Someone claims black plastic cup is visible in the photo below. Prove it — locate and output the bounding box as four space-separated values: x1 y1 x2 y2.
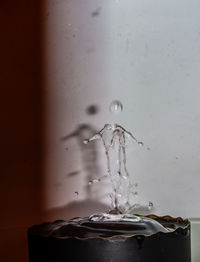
28 215 191 262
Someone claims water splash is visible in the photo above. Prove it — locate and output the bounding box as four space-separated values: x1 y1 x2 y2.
84 123 150 214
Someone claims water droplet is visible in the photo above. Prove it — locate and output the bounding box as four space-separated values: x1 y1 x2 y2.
83 139 89 144
88 178 101 185
138 141 144 146
75 191 79 196
109 100 123 114
148 202 153 210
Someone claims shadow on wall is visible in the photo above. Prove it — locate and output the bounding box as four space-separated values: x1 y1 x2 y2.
0 1 45 261
61 124 100 199
45 124 109 221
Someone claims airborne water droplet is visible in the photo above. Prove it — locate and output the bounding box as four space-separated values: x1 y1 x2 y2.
148 202 153 210
109 100 123 114
83 139 89 144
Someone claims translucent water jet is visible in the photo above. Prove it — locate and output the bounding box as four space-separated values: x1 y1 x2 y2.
84 123 152 216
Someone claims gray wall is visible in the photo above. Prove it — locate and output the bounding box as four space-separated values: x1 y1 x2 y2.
44 0 200 218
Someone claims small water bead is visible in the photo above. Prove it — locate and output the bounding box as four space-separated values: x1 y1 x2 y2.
109 100 123 114
138 141 144 146
74 191 79 196
83 139 89 144
148 202 154 210
88 178 101 185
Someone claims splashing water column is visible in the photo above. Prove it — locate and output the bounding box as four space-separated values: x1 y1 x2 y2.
28 124 191 262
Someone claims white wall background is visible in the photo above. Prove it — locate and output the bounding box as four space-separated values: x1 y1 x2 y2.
44 0 200 219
